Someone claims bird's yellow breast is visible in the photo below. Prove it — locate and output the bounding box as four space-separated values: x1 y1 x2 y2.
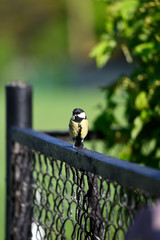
69 119 89 139
69 120 79 138
80 119 89 139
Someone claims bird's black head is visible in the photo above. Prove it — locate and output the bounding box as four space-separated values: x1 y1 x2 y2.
72 108 86 122
73 108 84 115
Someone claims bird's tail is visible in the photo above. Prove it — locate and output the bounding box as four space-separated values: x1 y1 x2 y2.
74 137 84 148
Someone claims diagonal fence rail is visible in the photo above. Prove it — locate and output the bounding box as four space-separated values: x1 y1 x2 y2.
9 126 160 240
6 82 160 240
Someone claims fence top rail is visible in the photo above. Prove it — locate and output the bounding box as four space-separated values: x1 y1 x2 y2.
11 126 160 196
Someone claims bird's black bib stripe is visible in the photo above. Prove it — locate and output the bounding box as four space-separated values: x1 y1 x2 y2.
75 123 83 147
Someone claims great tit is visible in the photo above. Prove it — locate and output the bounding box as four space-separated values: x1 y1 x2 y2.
69 108 89 148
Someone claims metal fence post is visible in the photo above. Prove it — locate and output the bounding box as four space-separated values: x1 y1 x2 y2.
6 81 32 240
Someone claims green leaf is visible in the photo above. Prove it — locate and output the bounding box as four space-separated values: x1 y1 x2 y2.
131 116 143 140
89 41 109 58
141 139 156 156
89 39 116 67
140 109 153 122
133 42 155 58
96 52 111 68
135 91 149 110
115 0 138 19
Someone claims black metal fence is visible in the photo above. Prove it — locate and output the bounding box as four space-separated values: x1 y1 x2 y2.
6 82 160 240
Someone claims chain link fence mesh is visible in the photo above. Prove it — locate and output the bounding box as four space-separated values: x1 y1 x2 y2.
10 142 153 240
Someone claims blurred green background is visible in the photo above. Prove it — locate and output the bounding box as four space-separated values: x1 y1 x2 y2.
0 0 132 238
1 0 159 239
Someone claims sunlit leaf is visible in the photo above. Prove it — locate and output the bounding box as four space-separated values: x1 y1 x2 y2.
90 39 116 67
133 42 155 56
131 116 143 140
135 91 149 110
89 41 109 58
141 139 156 156
116 0 138 19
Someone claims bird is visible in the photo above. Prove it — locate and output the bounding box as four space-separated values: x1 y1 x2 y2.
69 108 89 148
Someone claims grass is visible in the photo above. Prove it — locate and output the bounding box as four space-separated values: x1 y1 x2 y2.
0 83 105 239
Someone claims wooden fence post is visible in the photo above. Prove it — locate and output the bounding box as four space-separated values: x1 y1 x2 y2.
6 81 32 240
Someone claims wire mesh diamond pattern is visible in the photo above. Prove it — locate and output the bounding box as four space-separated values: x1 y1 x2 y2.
11 143 153 240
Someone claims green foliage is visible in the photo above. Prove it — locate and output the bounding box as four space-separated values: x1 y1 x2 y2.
92 0 160 168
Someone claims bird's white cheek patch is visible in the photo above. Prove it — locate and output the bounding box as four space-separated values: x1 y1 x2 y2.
78 112 86 119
